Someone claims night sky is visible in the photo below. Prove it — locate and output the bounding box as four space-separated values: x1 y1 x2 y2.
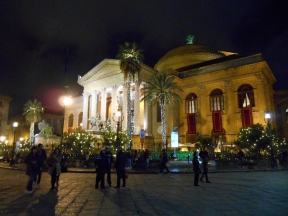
0 0 287 116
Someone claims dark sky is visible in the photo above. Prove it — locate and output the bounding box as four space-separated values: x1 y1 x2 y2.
0 0 287 116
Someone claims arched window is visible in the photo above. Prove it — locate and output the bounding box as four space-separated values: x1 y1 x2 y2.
185 93 198 114
210 89 224 111
238 84 255 108
68 114 74 127
78 112 83 127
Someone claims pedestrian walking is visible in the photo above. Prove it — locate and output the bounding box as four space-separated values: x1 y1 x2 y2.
126 151 132 169
199 150 211 183
94 148 107 189
159 149 170 175
47 148 62 191
237 149 244 166
105 146 113 187
192 151 201 186
25 146 39 193
34 143 47 186
84 152 89 168
114 147 127 188
187 154 190 163
144 149 150 168
270 148 277 168
281 150 287 166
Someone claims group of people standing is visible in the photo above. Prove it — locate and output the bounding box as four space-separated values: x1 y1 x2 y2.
94 146 127 189
192 149 211 186
25 144 63 193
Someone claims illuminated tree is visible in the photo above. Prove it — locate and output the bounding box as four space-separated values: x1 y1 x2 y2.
141 72 182 151
197 135 213 149
18 139 31 156
23 99 44 146
59 129 101 159
117 42 143 149
101 124 130 152
234 123 286 159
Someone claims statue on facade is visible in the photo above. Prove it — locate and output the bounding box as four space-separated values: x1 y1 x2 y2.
186 35 195 44
38 120 53 136
88 113 102 130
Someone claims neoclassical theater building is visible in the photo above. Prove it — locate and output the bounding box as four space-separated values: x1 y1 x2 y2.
64 38 277 150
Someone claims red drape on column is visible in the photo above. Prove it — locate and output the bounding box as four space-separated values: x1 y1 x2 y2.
212 111 223 133
187 113 196 134
241 107 253 127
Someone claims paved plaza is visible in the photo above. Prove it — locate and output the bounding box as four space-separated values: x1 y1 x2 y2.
0 167 287 216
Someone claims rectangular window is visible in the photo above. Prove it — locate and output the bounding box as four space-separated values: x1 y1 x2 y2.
187 114 196 134
210 96 224 111
241 107 253 127
212 111 223 133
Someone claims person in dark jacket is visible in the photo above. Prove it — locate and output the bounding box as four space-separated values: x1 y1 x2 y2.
192 151 201 186
34 143 47 186
199 150 211 183
114 147 127 188
25 146 39 193
159 149 170 175
94 148 107 189
105 146 113 187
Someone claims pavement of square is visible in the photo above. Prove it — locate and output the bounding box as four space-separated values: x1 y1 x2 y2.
0 169 287 216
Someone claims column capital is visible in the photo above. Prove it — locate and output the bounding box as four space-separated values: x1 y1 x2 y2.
82 92 91 97
112 85 118 91
224 80 232 87
101 88 106 93
255 74 265 82
92 90 99 95
198 85 205 92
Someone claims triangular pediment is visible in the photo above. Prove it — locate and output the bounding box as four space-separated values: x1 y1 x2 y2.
78 59 121 86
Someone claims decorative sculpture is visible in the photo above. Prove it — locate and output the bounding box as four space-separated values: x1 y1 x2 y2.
186 35 195 45
38 120 53 136
88 114 104 130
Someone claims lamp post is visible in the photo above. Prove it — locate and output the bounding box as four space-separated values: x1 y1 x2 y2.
60 95 72 144
264 110 274 167
112 109 124 149
10 122 18 167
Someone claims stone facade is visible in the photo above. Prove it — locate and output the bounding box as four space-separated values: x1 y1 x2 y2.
64 44 281 151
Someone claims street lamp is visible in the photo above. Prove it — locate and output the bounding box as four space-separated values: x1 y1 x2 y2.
264 110 274 167
60 95 72 144
112 109 124 149
10 122 18 167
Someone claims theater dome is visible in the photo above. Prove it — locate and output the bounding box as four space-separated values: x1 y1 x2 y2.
154 44 225 71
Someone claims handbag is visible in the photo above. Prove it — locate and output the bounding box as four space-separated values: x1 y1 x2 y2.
125 170 129 178
46 156 54 167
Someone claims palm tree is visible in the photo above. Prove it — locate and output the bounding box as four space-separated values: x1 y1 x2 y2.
141 72 183 151
116 42 144 149
23 99 44 146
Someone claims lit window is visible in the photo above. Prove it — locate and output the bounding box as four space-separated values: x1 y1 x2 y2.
185 93 198 114
237 84 255 108
210 89 224 111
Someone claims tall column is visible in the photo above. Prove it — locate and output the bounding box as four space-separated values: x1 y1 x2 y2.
143 84 152 135
101 88 107 121
255 74 266 125
111 85 118 128
91 90 98 118
134 82 140 134
198 85 206 135
82 92 90 130
224 80 235 135
122 85 128 131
